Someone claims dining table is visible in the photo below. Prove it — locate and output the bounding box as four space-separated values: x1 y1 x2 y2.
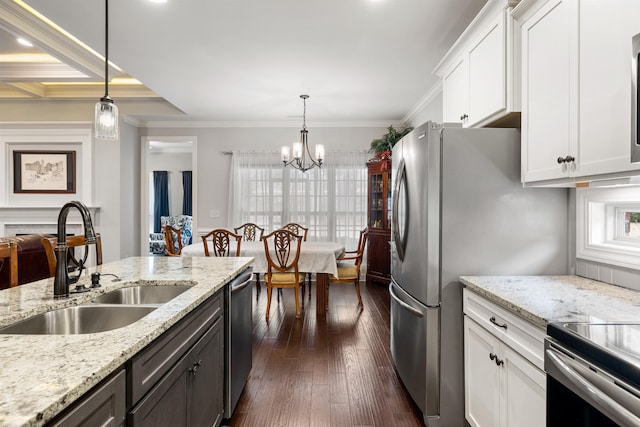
181 240 345 314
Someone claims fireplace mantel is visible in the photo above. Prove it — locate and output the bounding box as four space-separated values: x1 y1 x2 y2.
0 205 101 236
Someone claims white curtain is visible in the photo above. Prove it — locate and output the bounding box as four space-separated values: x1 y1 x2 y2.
228 150 369 250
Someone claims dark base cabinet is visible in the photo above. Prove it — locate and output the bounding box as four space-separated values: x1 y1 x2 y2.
128 290 224 427
366 228 391 285
49 369 126 427
128 317 224 427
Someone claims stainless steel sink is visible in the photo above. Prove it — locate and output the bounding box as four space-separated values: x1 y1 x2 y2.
91 285 191 305
0 305 157 335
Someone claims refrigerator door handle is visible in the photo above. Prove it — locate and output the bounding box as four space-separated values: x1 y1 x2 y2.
392 158 407 261
389 282 423 318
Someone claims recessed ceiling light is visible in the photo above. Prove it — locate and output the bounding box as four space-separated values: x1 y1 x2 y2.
16 37 33 47
149 0 167 3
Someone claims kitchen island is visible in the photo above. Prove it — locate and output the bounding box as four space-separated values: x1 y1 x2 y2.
0 256 253 427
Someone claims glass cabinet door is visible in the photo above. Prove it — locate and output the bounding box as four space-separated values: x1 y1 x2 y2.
370 173 383 229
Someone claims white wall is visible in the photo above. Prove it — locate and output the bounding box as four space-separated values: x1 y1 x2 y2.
119 121 140 259
141 126 385 233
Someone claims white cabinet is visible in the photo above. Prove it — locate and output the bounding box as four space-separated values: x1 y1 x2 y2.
515 0 640 184
442 58 468 124
435 0 520 128
463 289 546 427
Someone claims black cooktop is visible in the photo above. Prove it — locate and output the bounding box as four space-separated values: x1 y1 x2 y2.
547 322 640 390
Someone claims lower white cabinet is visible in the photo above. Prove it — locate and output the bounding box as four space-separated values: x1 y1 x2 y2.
463 290 546 427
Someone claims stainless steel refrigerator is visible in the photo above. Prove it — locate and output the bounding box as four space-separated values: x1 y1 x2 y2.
389 122 568 426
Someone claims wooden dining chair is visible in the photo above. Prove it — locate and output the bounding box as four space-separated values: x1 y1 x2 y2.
163 225 183 256
41 234 103 278
0 242 18 288
282 223 308 241
263 229 305 319
233 223 265 289
327 228 369 308
201 229 242 257
234 223 265 242
282 223 311 288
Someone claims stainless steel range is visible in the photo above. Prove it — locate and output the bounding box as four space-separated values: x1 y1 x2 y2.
546 322 640 426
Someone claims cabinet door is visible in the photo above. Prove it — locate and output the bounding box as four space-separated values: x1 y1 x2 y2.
468 12 506 127
129 322 224 427
520 0 578 182
501 345 546 427
188 317 224 427
464 317 500 427
128 357 190 427
577 0 640 177
443 57 469 125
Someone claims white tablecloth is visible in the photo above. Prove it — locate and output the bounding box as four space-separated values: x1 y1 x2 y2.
181 240 345 276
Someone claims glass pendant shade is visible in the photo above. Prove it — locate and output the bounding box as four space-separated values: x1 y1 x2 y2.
94 0 118 141
95 97 119 140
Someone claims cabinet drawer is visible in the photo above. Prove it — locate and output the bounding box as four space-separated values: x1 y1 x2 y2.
130 290 223 404
463 288 545 370
50 368 125 427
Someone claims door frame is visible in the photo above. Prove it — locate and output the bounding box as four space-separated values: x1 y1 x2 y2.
140 136 198 255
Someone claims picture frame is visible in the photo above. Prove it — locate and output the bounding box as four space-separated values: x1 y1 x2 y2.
13 150 76 194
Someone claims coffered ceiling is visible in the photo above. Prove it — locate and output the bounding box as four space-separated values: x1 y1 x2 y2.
0 0 488 125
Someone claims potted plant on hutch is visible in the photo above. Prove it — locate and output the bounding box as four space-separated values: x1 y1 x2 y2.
366 125 412 286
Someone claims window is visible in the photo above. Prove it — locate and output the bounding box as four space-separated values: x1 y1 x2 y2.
577 187 640 270
229 151 368 249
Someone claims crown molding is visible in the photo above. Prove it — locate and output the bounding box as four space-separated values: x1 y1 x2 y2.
0 1 118 80
0 62 90 81
402 80 443 125
138 119 402 129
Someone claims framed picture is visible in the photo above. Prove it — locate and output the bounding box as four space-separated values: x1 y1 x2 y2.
13 150 76 194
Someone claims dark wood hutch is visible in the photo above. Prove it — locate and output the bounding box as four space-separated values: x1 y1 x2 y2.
366 158 391 285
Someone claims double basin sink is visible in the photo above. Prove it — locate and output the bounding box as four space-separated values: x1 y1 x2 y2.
0 285 191 335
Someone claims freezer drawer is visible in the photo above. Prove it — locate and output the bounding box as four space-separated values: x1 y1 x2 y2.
389 279 440 420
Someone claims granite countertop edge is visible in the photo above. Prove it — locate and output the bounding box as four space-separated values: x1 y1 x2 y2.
0 256 253 427
460 275 640 330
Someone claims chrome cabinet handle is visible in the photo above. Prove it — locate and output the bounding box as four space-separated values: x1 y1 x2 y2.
489 316 507 329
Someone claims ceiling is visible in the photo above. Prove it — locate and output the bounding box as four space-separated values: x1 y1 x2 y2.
0 0 488 125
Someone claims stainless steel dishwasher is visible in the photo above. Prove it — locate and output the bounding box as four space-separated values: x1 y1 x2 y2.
224 267 253 420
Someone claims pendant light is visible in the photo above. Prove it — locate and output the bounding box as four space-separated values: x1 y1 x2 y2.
281 95 325 173
94 0 119 140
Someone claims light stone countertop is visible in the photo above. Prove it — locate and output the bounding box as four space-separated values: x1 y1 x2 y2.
0 256 253 427
460 275 640 329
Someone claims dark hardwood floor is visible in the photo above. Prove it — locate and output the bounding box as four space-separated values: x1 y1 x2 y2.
229 280 425 427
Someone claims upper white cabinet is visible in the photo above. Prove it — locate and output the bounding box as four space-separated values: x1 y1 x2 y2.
435 0 521 128
515 0 640 184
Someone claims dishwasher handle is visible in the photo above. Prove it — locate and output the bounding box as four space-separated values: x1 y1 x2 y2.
546 348 640 426
230 268 253 293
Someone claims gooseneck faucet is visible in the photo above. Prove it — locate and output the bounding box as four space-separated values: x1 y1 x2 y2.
53 201 97 299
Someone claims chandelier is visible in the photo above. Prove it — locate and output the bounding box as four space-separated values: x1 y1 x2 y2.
94 0 119 140
281 95 325 172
